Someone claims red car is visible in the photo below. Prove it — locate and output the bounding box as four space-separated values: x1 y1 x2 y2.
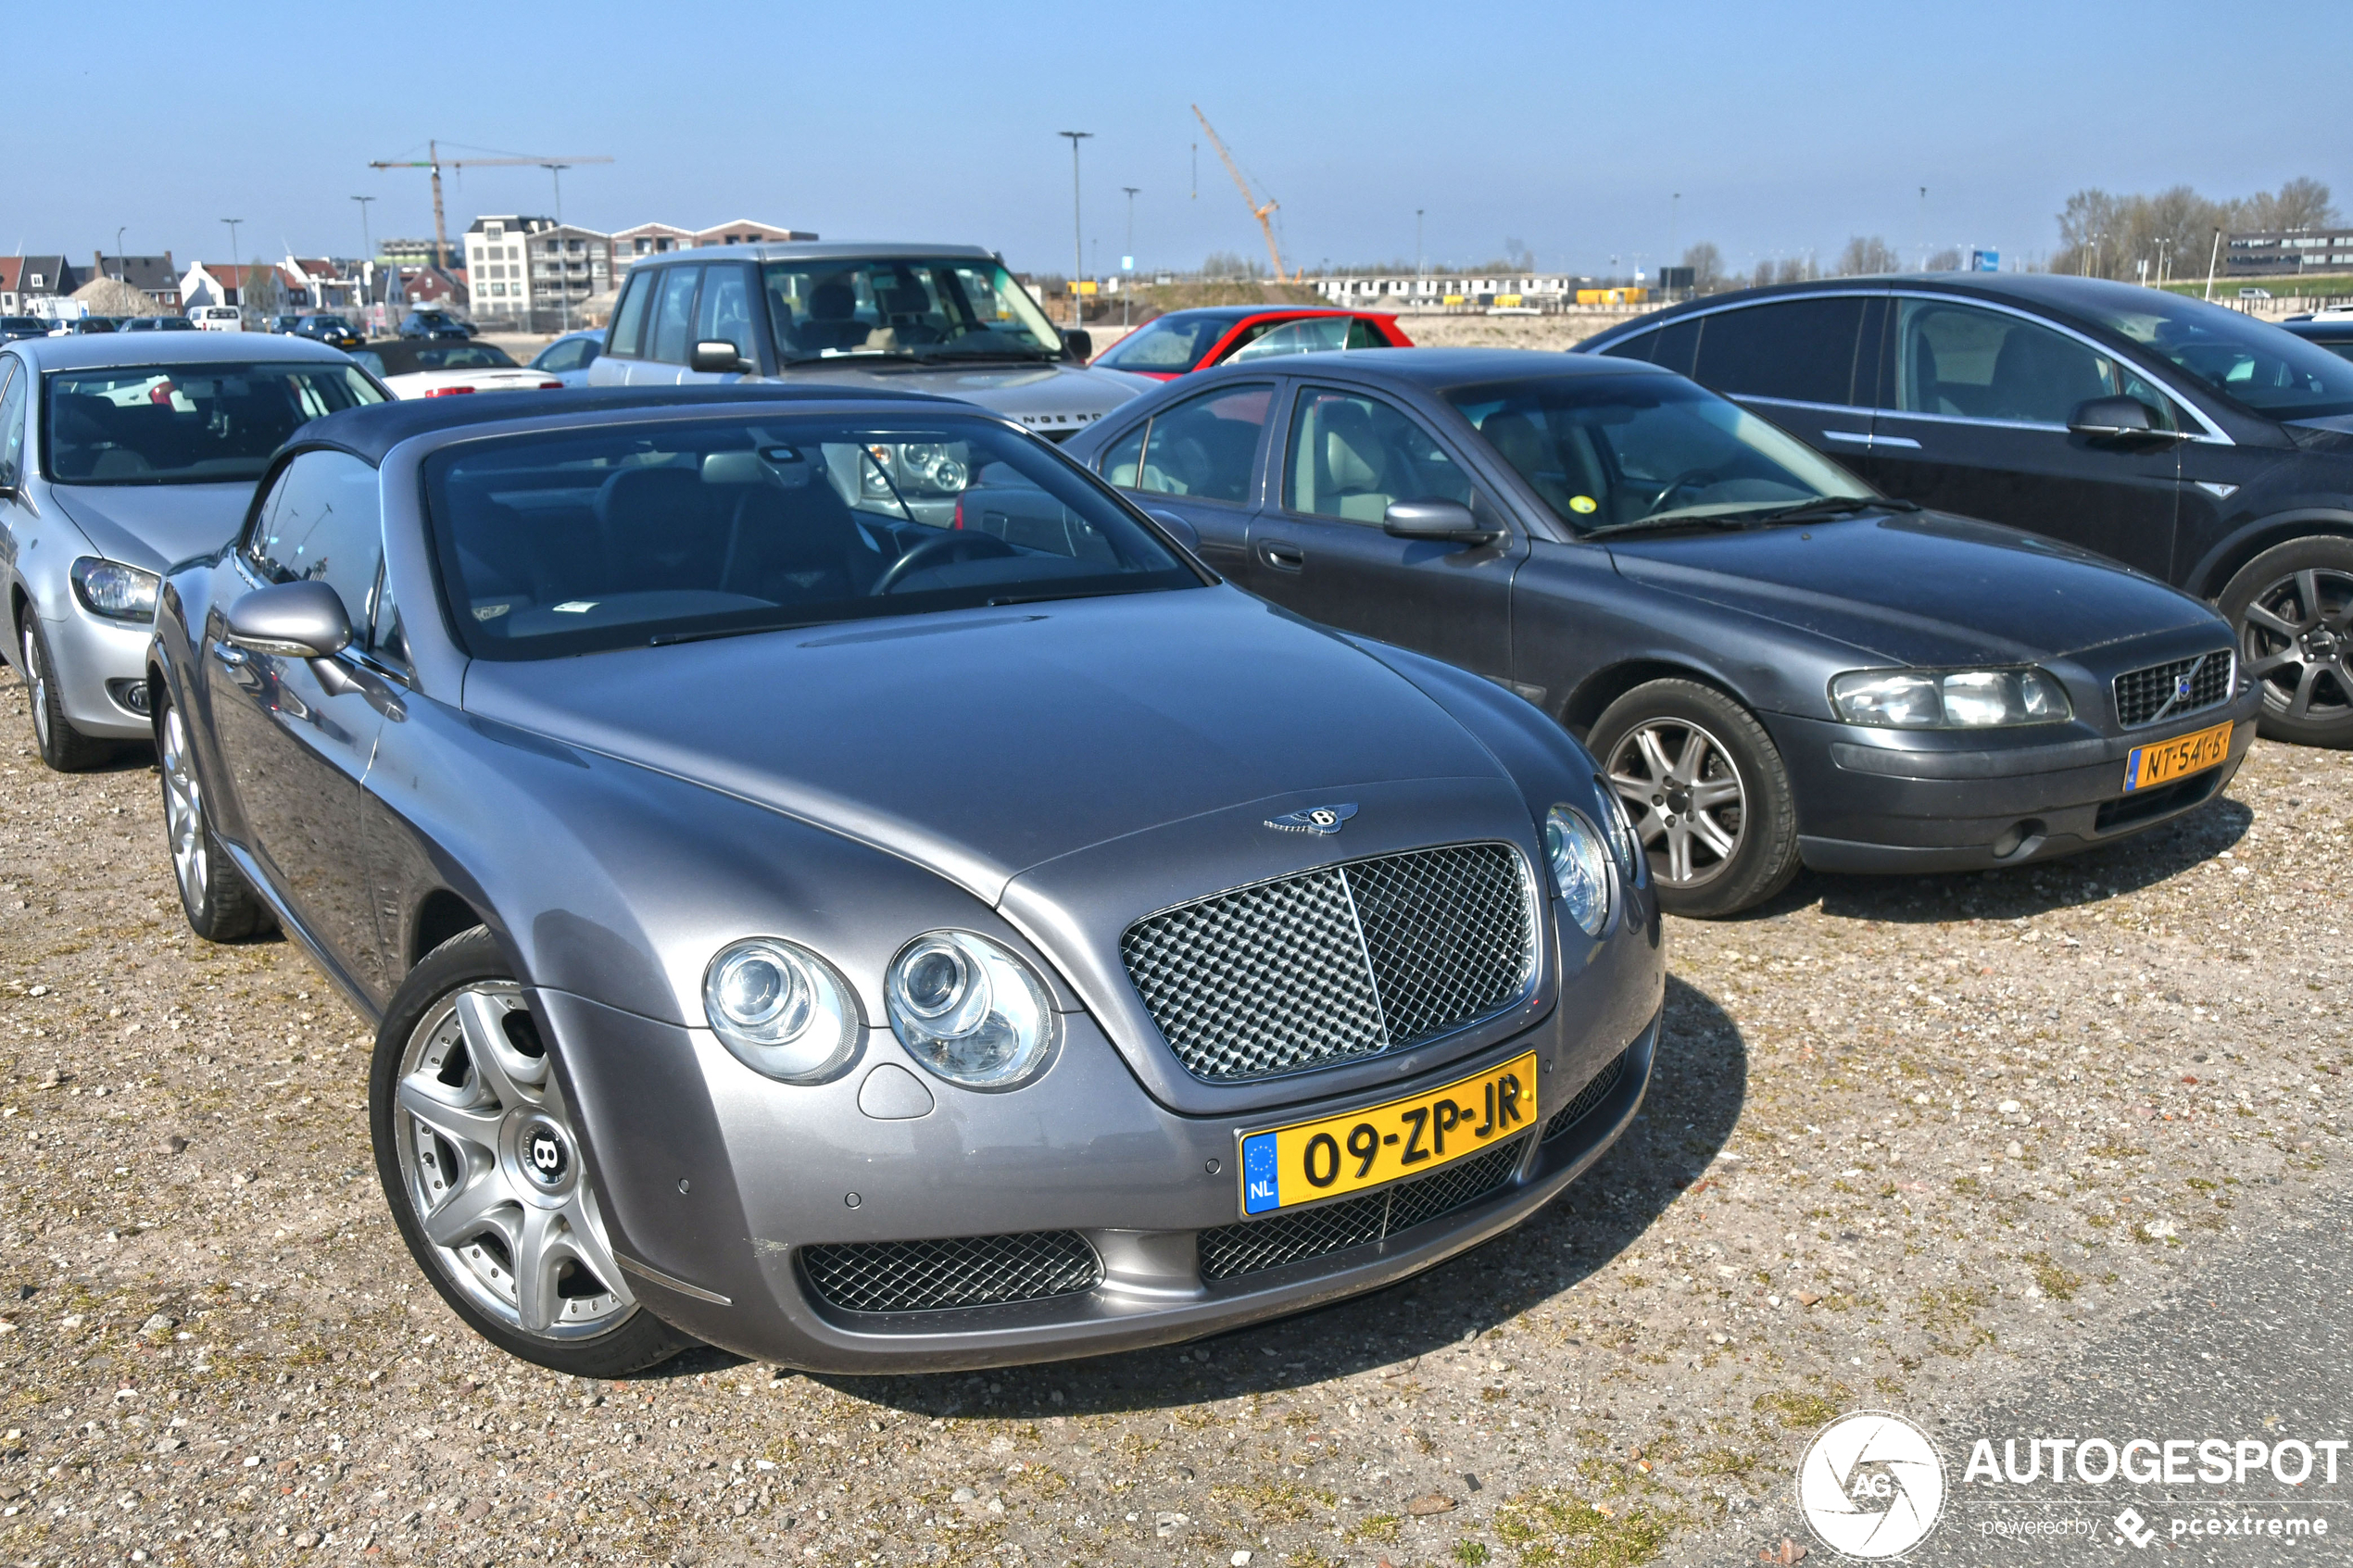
1091 306 1412 381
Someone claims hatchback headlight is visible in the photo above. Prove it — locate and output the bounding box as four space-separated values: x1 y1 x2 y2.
887 931 1057 1089
1543 805 1613 937
1830 668 2070 729
703 938 861 1083
70 558 160 622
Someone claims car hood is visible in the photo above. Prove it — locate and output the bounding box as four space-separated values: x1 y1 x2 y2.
459 587 1505 905
46 482 256 571
1603 509 2217 665
772 359 1151 439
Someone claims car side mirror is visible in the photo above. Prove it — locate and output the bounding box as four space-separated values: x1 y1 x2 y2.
1062 328 1093 362
1382 497 1498 544
2069 395 2175 442
222 581 351 659
1142 508 1201 554
689 339 749 374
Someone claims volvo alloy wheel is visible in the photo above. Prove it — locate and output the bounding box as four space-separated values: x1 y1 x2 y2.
2240 563 2353 727
1604 717 1748 886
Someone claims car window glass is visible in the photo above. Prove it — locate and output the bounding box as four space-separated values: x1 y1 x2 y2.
694 266 756 358
242 450 384 641
608 272 652 358
1287 387 1471 522
1097 314 1227 371
648 267 702 364
0 361 26 488
535 339 586 373
1127 383 1274 503
44 363 385 484
1888 300 2169 428
1228 318 1353 364
1101 421 1147 487
761 258 1063 362
1599 319 1699 377
372 570 409 670
2073 291 2353 420
1449 376 1869 531
1692 297 1866 406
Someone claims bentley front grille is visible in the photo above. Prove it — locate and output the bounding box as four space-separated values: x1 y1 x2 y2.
1541 1048 1629 1143
1121 844 1537 1083
2114 649 2234 729
1196 1136 1529 1282
799 1230 1101 1314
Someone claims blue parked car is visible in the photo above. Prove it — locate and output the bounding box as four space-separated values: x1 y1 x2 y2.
529 329 603 387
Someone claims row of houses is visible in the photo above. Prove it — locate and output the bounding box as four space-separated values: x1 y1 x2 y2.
0 216 812 328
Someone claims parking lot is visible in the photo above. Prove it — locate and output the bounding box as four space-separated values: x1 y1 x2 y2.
0 660 2341 1567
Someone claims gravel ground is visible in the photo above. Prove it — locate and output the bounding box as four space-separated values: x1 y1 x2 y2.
0 662 2342 1568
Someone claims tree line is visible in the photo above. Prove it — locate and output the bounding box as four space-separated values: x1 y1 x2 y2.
2050 178 2337 282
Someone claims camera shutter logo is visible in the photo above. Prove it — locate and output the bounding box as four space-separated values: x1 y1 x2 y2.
1796 1411 1946 1560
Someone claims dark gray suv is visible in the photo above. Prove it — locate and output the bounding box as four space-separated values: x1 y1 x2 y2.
588 243 1150 441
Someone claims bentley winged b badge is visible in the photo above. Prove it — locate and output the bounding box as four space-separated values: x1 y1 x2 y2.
1264 802 1358 836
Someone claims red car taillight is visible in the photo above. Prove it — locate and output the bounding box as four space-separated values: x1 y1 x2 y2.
537 380 563 390
422 385 477 397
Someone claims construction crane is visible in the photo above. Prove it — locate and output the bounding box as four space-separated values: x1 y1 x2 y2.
366 141 613 270
1190 106 1293 282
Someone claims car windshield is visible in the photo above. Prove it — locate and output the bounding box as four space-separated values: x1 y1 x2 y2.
2073 293 2353 420
1447 375 1874 533
422 413 1202 659
354 343 518 377
44 362 387 485
1227 316 1384 364
1096 314 1237 372
761 258 1063 363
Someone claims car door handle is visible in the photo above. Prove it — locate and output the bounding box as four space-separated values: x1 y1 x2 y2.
1258 540 1305 571
1820 429 1871 445
208 639 247 669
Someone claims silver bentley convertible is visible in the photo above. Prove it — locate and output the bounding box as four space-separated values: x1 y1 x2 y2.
147 385 1664 1375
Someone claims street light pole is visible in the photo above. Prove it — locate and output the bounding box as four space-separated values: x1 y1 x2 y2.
2205 225 2223 302
352 196 375 330
543 163 572 333
1058 131 1091 326
114 227 125 282
1121 186 1139 328
221 219 243 319
1416 208 1424 295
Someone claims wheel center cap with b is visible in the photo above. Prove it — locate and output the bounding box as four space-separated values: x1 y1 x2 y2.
517 1119 570 1189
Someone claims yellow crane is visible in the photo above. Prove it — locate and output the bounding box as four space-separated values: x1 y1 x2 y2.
1190 106 1293 282
367 141 613 270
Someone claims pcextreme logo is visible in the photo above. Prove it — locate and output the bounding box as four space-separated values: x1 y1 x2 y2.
1797 1411 1947 1560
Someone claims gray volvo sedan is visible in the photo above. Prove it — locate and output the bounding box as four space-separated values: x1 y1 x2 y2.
147 386 1662 1375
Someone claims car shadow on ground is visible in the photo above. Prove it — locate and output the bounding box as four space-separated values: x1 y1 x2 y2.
776 975 1748 1417
1737 792 2253 928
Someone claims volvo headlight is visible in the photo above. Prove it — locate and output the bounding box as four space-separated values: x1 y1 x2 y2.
1830 668 2070 729
702 938 861 1083
1593 780 1646 888
70 558 160 622
887 931 1057 1089
1543 805 1613 937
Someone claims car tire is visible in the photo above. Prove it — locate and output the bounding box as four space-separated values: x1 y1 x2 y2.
1589 678 1800 919
371 928 698 1378
20 619 115 772
156 689 273 943
2218 536 2353 748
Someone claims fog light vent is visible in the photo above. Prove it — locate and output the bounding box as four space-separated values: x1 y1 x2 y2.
105 679 151 716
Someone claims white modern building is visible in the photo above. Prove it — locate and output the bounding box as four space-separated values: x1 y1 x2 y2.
467 216 614 329
1307 273 1592 307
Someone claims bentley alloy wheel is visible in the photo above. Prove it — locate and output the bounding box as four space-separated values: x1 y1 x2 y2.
1587 677 1801 918
392 981 636 1342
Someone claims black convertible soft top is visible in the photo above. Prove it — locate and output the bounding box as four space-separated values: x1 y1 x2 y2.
288 383 974 465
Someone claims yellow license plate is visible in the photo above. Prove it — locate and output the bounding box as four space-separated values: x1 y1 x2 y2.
2124 719 2233 792
1239 1052 1538 1216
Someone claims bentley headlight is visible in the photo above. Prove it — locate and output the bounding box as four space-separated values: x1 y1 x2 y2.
703 938 861 1083
887 931 1057 1089
1544 805 1613 937
1830 668 2070 729
70 558 160 622
1593 780 1646 888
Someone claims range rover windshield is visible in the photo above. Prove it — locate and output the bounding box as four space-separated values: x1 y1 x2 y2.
424 413 1202 659
762 258 1065 364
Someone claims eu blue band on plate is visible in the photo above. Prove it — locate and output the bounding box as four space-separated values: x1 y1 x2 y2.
2123 746 2144 790
1241 1133 1280 1214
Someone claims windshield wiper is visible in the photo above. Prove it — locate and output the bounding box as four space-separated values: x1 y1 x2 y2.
1746 495 1919 523
984 586 1134 608
777 349 919 366
648 617 828 647
1583 495 1915 538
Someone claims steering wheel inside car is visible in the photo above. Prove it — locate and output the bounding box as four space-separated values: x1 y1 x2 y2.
1642 468 1721 515
870 531 1020 595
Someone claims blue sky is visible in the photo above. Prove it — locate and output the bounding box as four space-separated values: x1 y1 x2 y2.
23 0 2344 280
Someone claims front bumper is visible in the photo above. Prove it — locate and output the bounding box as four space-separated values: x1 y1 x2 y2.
1771 682 2261 875
36 604 156 740
539 925 1659 1374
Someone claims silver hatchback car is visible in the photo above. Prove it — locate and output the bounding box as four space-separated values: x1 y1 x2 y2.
0 332 385 768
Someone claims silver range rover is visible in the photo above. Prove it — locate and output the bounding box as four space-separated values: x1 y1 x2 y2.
585 243 1151 445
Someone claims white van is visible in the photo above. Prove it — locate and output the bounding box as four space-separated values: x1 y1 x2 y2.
190 306 244 332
